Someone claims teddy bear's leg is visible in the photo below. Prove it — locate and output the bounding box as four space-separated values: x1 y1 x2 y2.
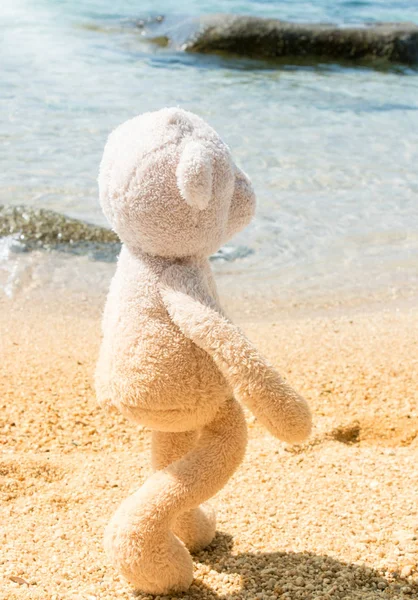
151 430 217 552
151 430 198 470
104 398 247 595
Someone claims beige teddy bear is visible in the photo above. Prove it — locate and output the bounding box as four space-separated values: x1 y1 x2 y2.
95 107 312 595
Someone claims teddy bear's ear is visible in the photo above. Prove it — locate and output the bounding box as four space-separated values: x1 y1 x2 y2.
176 141 212 210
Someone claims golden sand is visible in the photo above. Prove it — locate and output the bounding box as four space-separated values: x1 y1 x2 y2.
1 292 417 599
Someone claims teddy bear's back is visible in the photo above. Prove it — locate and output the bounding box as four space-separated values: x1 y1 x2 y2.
95 247 231 432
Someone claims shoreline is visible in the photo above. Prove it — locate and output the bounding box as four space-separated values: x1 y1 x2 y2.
2 204 418 320
2 239 418 324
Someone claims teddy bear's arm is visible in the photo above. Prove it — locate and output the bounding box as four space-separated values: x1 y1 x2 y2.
159 265 312 444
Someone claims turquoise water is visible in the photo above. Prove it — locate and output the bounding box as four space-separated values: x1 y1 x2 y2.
1 1 418 304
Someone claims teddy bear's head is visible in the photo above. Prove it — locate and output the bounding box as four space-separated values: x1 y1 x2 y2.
99 108 255 258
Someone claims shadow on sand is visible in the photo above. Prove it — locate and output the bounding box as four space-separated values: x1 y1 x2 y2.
146 532 418 599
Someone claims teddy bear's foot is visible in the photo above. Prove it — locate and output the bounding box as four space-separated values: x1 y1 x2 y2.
173 503 216 552
129 540 193 595
104 514 193 595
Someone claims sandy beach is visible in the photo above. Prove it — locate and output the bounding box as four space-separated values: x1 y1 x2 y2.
1 0 418 597
1 286 417 600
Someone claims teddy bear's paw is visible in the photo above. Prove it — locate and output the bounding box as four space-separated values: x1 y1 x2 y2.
173 504 217 553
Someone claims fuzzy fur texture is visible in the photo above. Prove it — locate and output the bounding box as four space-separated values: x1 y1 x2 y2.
96 107 312 594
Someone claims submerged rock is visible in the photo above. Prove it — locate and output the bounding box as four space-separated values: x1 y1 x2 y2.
0 205 121 261
0 205 119 246
183 15 418 65
0 205 252 263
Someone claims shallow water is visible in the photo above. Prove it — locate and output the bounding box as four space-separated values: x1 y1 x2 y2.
1 0 418 305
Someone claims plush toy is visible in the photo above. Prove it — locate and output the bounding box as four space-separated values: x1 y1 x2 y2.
95 107 312 595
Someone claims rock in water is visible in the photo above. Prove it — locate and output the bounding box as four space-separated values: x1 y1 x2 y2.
0 205 119 246
0 205 121 261
184 15 418 65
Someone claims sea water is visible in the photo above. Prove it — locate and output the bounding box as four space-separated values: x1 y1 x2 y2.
1 0 418 309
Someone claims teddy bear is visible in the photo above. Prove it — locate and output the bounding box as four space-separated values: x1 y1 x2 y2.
95 107 312 595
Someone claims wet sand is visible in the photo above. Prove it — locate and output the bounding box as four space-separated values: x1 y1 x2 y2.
1 289 417 599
